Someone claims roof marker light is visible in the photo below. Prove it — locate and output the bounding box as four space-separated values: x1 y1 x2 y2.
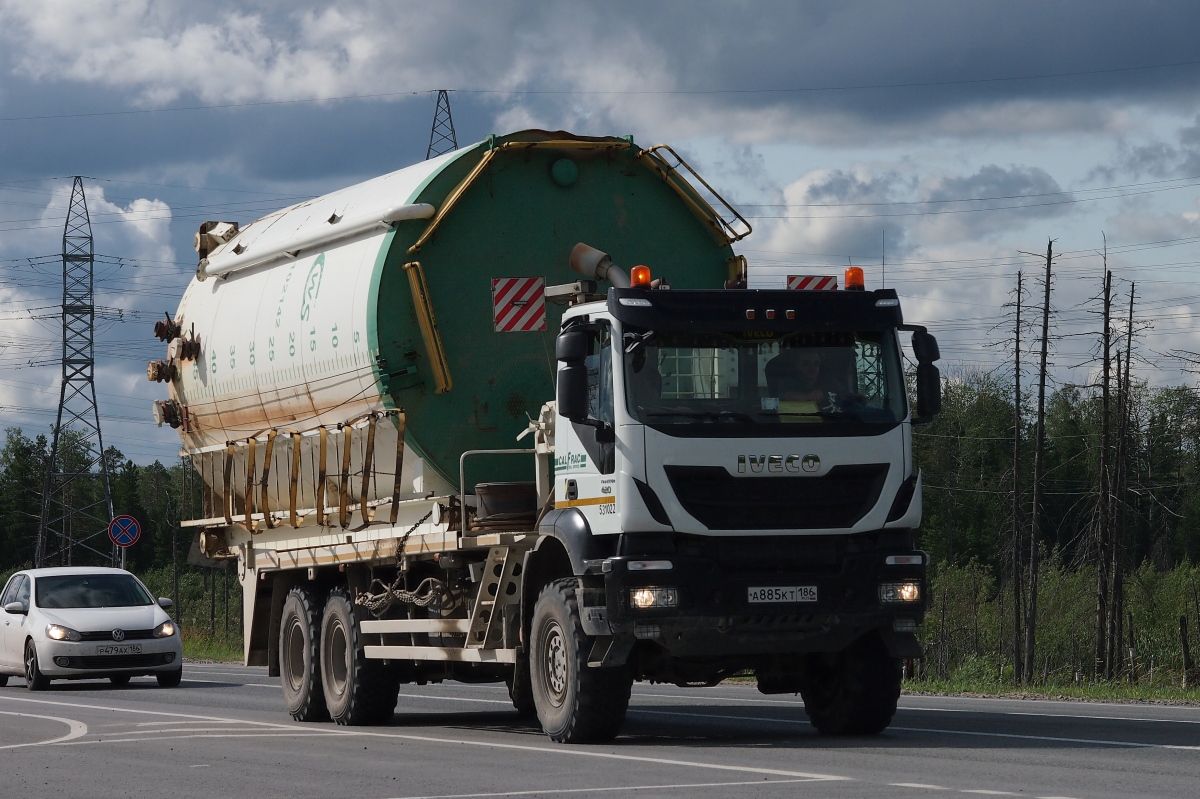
765 309 776 319
845 266 865 291
786 310 796 320
876 298 900 308
630 265 652 288
745 309 756 320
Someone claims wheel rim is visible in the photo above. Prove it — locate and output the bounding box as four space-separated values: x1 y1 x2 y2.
539 620 568 708
284 616 306 693
25 643 36 684
326 618 349 699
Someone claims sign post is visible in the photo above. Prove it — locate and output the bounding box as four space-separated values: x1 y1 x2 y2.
108 515 141 570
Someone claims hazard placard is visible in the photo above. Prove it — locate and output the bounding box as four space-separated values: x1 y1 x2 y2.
787 275 838 290
491 277 547 332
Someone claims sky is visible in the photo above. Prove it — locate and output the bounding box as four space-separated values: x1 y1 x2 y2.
1 0 1200 464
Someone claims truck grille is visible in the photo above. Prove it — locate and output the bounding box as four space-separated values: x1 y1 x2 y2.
663 464 888 530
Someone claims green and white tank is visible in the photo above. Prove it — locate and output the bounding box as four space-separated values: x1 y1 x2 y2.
167 130 740 497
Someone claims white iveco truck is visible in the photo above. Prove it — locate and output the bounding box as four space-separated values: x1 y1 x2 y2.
155 130 940 743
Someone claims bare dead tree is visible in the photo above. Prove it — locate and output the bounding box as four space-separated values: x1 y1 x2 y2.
1024 240 1055 683
1012 270 1025 683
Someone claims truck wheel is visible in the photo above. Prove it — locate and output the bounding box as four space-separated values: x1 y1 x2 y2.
506 654 536 718
280 585 329 722
529 578 631 743
800 632 901 735
320 587 400 726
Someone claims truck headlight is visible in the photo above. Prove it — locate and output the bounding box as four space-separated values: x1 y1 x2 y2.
878 582 921 604
629 587 678 609
46 624 81 641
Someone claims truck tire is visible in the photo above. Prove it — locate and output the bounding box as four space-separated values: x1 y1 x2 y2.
280 585 329 722
506 654 537 718
320 588 400 726
800 632 901 735
529 578 631 743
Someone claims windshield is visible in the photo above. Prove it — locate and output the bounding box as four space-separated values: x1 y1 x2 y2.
35 574 154 609
624 329 905 426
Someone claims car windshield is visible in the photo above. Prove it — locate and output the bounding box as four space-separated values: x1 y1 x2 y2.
624 329 906 425
35 574 154 609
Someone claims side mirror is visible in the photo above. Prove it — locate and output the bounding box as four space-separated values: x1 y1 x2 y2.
556 329 589 361
557 362 590 422
912 330 940 363
915 362 942 421
158 597 174 610
4 600 27 615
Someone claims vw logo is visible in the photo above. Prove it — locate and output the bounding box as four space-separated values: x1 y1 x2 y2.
801 455 821 473
111 629 126 642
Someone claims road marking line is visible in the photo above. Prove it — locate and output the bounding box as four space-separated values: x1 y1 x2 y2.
0 710 89 749
890 784 947 790
628 707 1200 752
380 779 824 799
0 695 849 781
960 792 1019 796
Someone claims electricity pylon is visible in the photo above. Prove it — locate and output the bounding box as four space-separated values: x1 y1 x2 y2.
35 177 117 567
426 90 458 159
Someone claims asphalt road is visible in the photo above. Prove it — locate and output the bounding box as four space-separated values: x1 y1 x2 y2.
2 663 1199 799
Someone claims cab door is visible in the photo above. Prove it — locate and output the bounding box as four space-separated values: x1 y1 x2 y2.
556 323 622 534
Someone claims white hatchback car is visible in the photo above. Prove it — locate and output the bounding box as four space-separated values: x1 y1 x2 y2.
0 567 183 689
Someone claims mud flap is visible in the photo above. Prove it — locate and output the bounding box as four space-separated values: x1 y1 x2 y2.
587 635 634 668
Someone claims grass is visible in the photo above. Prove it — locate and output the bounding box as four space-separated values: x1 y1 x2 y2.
904 674 1200 704
181 630 242 662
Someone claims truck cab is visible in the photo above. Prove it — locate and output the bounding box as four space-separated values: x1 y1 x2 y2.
540 271 940 732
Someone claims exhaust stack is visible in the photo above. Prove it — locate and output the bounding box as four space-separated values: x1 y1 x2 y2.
569 243 630 288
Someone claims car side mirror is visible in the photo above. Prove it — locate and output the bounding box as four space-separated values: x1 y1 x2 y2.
158 597 174 610
4 600 27 615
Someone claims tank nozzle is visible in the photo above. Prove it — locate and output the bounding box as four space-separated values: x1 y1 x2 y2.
569 243 629 288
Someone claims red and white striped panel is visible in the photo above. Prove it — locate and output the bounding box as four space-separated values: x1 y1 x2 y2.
491 277 547 332
787 275 838 290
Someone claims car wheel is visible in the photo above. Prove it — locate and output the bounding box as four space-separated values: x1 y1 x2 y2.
0 674 8 687
109 675 132 687
157 667 183 688
24 640 50 691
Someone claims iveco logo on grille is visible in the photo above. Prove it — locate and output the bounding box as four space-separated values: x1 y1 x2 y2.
111 629 126 642
737 455 821 474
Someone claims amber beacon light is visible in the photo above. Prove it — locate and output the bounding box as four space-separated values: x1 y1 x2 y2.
844 266 865 291
630 265 652 288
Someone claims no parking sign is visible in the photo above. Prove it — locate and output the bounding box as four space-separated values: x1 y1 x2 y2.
108 515 141 548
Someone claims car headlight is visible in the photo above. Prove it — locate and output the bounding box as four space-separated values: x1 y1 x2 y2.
46 624 81 642
629 587 678 609
878 581 922 604
153 621 176 638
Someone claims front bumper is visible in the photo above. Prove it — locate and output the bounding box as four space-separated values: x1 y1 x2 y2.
36 637 182 677
588 548 926 658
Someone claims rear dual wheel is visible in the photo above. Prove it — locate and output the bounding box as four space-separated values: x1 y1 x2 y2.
320 588 400 726
280 586 329 722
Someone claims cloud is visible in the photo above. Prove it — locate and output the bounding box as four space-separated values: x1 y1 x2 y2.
914 164 1072 244
4 0 1200 147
